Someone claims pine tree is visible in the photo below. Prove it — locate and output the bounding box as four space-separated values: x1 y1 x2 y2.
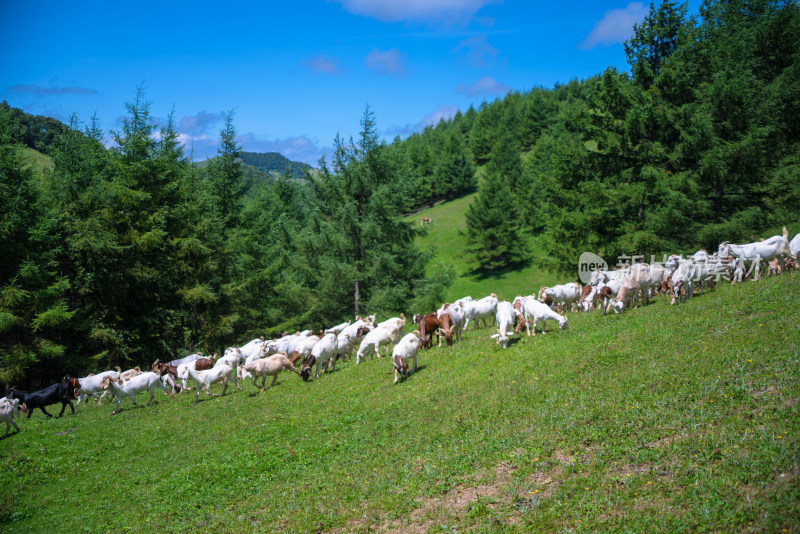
207 111 248 232
624 1 688 88
306 106 428 321
465 170 529 272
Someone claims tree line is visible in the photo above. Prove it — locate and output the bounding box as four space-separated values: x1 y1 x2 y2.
389 0 800 272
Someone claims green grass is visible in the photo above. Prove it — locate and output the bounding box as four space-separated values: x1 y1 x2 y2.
15 146 53 177
405 195 561 302
2 274 798 533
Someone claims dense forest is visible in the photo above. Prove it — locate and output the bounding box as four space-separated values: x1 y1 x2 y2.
1 0 799 387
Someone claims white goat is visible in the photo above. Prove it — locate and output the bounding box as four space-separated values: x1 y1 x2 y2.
240 353 300 392
611 264 652 313
462 294 498 329
522 296 568 336
392 331 421 384
75 370 119 406
325 321 350 335
334 320 372 361
0 398 22 438
356 318 405 363
790 232 800 257
578 285 598 312
100 372 173 415
720 227 792 280
301 333 348 380
538 283 582 313
188 362 235 404
596 279 623 315
176 354 217 392
490 301 516 349
213 349 245 391
437 303 466 343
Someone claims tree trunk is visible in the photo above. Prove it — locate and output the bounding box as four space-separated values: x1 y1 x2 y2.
354 279 360 315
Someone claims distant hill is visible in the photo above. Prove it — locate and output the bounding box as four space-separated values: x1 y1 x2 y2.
240 151 309 181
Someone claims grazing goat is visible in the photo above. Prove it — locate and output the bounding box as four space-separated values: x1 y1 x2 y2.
393 331 421 384
100 372 172 414
768 258 782 276
437 312 456 346
187 362 234 404
438 302 465 343
301 333 349 381
9 378 80 419
577 284 599 312
490 301 516 349
0 398 22 438
241 353 300 392
521 296 568 336
418 313 442 349
611 264 652 313
597 279 624 315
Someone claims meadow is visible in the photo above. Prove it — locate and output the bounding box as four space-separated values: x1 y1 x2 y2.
405 194 562 302
1 271 797 533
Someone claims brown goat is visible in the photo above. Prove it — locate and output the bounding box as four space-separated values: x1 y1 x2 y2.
418 313 441 350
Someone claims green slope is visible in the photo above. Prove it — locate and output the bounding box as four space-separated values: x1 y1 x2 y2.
1 273 797 533
406 194 563 302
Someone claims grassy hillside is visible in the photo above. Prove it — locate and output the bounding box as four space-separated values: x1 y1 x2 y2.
1 273 797 533
240 151 309 181
13 146 52 177
406 195 562 302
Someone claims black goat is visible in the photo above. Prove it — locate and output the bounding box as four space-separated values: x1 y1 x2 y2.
8 377 80 419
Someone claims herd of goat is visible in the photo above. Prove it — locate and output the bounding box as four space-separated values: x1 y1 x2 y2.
1 227 798 437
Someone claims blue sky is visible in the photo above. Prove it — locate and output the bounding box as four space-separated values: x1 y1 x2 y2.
0 0 700 165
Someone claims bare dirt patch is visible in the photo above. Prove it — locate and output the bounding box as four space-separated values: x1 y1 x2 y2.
340 461 520 533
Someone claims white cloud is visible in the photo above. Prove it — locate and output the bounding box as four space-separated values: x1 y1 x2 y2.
455 75 510 97
385 104 460 137
419 104 459 128
452 35 501 68
332 0 500 25
579 2 649 50
303 55 346 75
179 111 226 136
365 48 407 77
